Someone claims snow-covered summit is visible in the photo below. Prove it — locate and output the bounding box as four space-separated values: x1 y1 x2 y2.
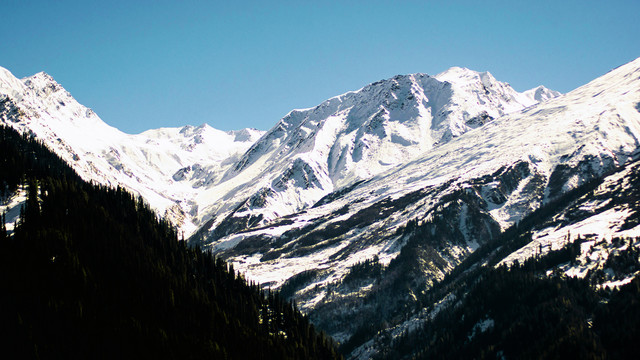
435 66 560 114
523 85 562 102
0 66 27 97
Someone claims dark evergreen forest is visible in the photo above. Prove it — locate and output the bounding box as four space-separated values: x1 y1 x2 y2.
373 236 640 360
0 125 341 359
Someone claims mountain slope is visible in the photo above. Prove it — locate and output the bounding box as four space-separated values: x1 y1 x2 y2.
0 68 264 236
370 242 640 360
351 152 640 358
198 58 640 347
0 125 341 359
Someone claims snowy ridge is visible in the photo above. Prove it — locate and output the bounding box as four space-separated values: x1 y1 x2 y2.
193 69 559 239
0 67 264 236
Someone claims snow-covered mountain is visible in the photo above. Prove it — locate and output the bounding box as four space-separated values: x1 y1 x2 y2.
0 62 567 347
189 58 640 350
0 64 557 240
0 67 264 236
190 68 560 242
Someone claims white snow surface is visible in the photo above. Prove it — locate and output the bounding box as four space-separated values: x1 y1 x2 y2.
501 207 640 269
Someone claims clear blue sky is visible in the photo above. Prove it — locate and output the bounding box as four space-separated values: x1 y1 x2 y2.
2 0 639 134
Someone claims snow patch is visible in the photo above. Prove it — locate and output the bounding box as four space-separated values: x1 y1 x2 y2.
0 187 27 234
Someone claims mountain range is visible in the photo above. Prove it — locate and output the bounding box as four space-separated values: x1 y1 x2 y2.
0 65 559 238
2 57 640 358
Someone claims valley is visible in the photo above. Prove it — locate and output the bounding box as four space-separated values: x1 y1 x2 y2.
2 57 640 358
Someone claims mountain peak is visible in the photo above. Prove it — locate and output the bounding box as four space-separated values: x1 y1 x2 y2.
435 66 494 85
435 65 474 75
178 123 212 134
523 85 562 102
22 71 64 96
228 127 264 142
28 71 55 81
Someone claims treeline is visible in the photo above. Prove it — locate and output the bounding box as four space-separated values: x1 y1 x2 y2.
0 125 82 197
374 238 640 359
341 256 383 286
0 125 341 359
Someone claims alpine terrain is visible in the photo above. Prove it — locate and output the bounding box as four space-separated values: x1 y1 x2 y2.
0 66 264 236
2 57 640 358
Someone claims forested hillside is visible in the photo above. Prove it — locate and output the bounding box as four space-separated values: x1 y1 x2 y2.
0 125 341 359
372 237 640 359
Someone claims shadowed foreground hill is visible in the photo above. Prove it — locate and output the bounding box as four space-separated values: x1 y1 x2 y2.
0 125 341 359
